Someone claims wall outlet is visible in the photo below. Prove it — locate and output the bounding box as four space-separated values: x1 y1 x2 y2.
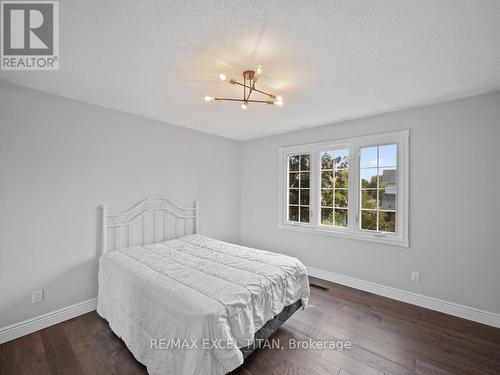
411 271 420 283
32 289 44 304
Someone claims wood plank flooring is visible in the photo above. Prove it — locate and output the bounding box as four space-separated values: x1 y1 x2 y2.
1 276 499 375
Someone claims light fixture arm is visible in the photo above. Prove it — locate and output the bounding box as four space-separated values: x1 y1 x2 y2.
245 82 254 101
214 98 274 104
231 80 275 99
243 76 247 102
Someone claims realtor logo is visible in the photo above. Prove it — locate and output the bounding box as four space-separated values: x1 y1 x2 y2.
1 1 59 70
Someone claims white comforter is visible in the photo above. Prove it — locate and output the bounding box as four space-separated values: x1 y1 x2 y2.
97 234 310 375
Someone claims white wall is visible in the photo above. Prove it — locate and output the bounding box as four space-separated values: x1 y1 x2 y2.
240 92 500 315
2 82 499 331
0 82 241 328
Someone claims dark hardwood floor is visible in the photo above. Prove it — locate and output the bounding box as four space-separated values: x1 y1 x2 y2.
1 276 499 375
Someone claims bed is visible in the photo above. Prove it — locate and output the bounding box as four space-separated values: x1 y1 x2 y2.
97 197 310 375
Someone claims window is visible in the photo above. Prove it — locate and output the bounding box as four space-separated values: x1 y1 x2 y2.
287 154 310 223
320 149 349 228
360 144 397 232
279 131 409 247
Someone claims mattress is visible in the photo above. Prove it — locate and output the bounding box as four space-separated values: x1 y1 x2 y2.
97 234 310 375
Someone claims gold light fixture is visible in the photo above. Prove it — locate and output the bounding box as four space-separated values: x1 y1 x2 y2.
204 65 283 109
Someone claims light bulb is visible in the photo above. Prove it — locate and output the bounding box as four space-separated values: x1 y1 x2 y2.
275 96 283 106
255 65 263 75
219 73 227 81
204 96 213 102
241 103 247 110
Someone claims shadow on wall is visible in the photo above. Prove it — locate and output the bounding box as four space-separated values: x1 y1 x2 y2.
0 208 104 328
0 258 99 328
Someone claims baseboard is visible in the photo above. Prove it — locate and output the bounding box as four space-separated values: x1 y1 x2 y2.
0 298 98 344
307 266 500 328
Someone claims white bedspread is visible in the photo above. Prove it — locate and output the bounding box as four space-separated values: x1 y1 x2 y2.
97 234 310 375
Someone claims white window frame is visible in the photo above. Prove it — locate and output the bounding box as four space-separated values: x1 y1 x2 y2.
278 130 409 247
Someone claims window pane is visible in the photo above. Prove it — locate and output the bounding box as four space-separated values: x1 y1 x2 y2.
289 155 300 171
360 147 377 168
379 211 396 232
300 154 310 171
379 168 396 189
361 190 377 209
300 207 309 223
321 152 333 169
287 153 310 225
321 171 333 188
288 206 299 222
379 144 397 167
335 170 348 188
361 210 377 230
289 173 299 188
361 168 378 188
300 172 310 188
379 189 396 210
300 189 310 205
321 189 333 206
360 144 399 234
334 189 348 208
334 150 349 168
335 209 348 227
321 208 333 225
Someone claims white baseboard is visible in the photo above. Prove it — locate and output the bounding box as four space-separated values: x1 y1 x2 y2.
0 298 98 344
307 266 500 328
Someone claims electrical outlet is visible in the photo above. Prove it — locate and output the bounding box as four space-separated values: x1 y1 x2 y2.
411 271 420 283
32 289 43 304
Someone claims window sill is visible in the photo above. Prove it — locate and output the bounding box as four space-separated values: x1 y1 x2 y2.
278 223 409 248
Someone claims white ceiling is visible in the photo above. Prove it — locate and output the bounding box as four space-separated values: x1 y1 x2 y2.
2 0 500 140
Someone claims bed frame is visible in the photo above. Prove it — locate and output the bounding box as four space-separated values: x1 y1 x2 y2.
100 196 198 254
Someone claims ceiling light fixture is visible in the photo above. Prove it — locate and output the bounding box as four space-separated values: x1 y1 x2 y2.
204 66 283 110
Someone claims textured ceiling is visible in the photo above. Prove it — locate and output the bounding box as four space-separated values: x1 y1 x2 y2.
2 0 500 140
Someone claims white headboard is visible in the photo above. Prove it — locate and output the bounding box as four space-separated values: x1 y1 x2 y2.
100 197 198 254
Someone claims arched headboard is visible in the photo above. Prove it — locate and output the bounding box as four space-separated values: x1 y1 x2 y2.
100 197 198 254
